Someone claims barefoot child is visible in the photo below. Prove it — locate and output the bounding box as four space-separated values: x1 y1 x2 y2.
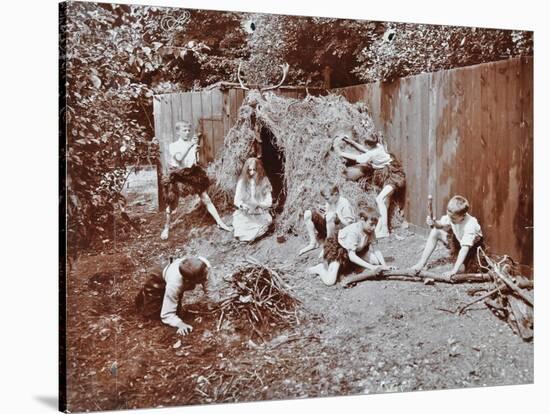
411 195 484 277
307 208 390 286
134 256 212 336
161 120 231 239
299 185 356 255
333 131 405 239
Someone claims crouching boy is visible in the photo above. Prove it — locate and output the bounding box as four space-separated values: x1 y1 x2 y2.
135 256 211 336
411 195 484 277
307 208 390 286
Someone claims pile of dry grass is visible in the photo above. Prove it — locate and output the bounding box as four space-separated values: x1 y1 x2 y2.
209 90 394 234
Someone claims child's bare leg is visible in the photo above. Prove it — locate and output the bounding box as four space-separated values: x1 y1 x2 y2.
299 209 319 255
375 185 394 238
307 262 325 275
160 206 171 240
345 166 364 181
411 228 447 272
319 261 340 286
200 192 231 231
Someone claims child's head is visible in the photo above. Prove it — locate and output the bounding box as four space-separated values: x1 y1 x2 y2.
174 121 192 140
179 257 210 290
364 131 382 148
320 185 340 204
358 207 380 234
446 195 469 224
241 157 266 181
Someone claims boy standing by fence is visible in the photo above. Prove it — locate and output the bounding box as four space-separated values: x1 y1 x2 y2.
411 195 484 277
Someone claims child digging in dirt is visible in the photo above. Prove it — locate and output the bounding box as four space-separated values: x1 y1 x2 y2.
135 256 212 336
410 195 484 277
298 184 356 256
307 208 390 286
160 120 231 240
333 129 405 239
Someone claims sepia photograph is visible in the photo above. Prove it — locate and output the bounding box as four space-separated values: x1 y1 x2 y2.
59 1 534 412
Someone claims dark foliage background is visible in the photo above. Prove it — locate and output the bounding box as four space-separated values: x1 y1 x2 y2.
63 2 532 251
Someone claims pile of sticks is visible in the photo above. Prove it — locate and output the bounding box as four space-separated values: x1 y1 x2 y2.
341 249 533 341
217 261 301 338
461 249 533 341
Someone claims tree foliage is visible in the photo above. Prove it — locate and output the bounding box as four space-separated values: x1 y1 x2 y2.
353 22 533 82
63 3 532 251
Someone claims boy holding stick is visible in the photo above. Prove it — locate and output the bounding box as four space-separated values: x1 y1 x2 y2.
411 195 484 277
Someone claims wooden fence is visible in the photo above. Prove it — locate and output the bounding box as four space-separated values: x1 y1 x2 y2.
334 57 533 265
152 58 533 265
152 86 316 175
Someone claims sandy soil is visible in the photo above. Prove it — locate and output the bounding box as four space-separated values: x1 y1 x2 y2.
65 200 533 412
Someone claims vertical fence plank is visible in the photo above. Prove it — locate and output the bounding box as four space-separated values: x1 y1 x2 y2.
210 89 224 158
222 89 231 139
199 90 214 164
236 89 246 115
481 62 499 251
435 68 454 217
518 57 533 265
228 89 238 129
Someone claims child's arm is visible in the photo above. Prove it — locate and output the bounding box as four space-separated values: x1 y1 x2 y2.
335 149 364 162
348 250 378 270
343 137 369 153
256 180 273 209
333 137 365 161
445 245 470 277
426 216 445 229
160 283 193 335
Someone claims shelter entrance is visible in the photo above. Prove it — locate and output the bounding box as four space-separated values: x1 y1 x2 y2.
260 127 286 213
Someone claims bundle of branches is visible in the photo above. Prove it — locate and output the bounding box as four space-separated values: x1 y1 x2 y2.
457 249 533 341
209 91 401 235
218 261 301 338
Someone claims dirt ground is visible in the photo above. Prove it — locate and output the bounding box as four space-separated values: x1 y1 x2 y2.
66 196 533 412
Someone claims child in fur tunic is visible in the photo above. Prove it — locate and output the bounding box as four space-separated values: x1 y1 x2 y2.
333 130 405 239
307 208 390 286
160 120 231 240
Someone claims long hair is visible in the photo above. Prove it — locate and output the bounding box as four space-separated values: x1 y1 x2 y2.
237 157 269 200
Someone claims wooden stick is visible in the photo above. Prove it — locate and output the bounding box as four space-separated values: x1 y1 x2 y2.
457 283 506 315
428 194 434 227
489 269 534 307
341 269 492 287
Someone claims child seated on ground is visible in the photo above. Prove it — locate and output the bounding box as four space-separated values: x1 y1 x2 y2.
135 256 212 336
307 208 390 286
299 184 356 255
410 195 484 277
233 157 274 242
332 130 405 239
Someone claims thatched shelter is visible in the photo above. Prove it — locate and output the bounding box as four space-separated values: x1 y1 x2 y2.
210 90 400 235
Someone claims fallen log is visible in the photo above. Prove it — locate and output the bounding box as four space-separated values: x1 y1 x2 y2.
341 269 493 287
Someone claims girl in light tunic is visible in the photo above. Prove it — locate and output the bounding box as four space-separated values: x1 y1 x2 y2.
233 157 273 242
